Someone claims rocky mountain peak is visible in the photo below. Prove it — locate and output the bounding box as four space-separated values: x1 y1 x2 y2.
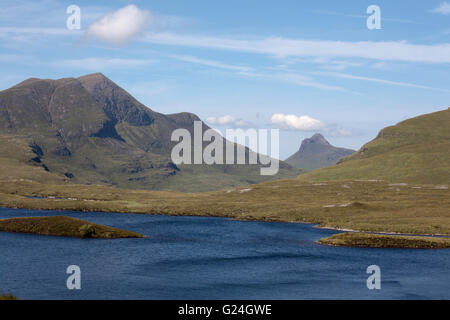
299 133 330 151
286 133 355 172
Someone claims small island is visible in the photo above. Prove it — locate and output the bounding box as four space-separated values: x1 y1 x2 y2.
318 232 450 249
0 216 144 239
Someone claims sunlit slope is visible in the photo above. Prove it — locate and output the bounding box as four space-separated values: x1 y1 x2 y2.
298 108 450 184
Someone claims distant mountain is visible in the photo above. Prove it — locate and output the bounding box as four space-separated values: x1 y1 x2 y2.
0 73 299 191
285 133 355 172
298 108 450 184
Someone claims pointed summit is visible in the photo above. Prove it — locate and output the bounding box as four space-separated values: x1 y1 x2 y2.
310 133 329 144
78 72 155 126
78 72 115 92
299 133 331 151
286 133 355 172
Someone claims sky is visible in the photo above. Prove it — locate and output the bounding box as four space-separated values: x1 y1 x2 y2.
0 0 449 159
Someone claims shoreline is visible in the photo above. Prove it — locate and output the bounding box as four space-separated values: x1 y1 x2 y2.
1 204 449 248
316 232 450 249
0 179 448 248
314 225 450 238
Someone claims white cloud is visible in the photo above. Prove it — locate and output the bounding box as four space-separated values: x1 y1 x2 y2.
142 32 450 63
271 114 325 131
206 115 250 127
86 5 151 45
53 58 156 71
432 2 450 15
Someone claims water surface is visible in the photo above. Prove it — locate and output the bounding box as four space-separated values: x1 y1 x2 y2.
0 208 449 299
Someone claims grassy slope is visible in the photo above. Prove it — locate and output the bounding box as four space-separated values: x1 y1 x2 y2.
318 232 450 249
0 135 64 183
0 179 448 237
286 147 354 172
298 108 450 184
0 216 144 238
0 133 299 192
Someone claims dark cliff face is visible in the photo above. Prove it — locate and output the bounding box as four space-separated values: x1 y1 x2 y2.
78 73 154 126
286 133 355 172
0 73 299 191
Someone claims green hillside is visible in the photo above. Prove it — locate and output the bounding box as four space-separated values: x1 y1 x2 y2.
298 108 450 184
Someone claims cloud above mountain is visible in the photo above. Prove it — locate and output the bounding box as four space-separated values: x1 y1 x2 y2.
271 114 325 131
206 115 250 127
86 5 151 45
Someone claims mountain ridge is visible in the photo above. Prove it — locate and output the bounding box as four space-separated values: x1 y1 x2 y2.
0 73 300 191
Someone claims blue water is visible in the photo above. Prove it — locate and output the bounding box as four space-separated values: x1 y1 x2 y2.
0 207 449 300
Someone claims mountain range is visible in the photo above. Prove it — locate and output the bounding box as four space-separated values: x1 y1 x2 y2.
285 133 355 172
1 73 448 191
0 73 300 191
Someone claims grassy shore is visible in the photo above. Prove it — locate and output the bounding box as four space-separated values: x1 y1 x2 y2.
0 216 144 239
0 178 448 243
318 232 450 249
0 294 17 300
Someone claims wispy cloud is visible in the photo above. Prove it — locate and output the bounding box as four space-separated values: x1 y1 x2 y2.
128 81 170 103
432 2 450 15
312 9 418 24
0 53 37 64
52 58 156 71
141 32 450 63
206 115 251 128
271 73 347 91
240 71 348 92
310 58 363 71
0 27 81 36
171 55 253 72
315 71 450 93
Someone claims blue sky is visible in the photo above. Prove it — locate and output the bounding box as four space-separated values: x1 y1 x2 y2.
1 0 449 158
